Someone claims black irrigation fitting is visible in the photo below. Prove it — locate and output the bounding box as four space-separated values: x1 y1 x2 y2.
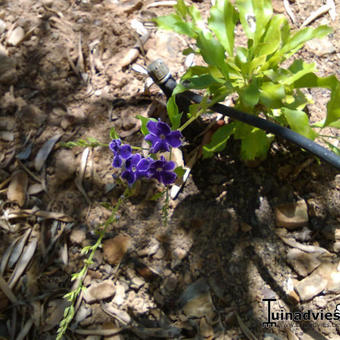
147 59 340 170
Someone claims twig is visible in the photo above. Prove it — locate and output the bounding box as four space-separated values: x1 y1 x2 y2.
301 3 331 28
283 0 296 24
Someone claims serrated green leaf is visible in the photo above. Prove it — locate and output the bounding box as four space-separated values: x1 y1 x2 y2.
154 15 197 38
282 108 318 140
202 123 235 158
269 25 332 65
208 0 238 56
240 128 273 160
293 73 340 128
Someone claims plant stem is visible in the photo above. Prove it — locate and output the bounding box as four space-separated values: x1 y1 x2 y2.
56 187 130 339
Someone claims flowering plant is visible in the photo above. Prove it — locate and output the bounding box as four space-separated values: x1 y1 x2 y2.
109 119 183 186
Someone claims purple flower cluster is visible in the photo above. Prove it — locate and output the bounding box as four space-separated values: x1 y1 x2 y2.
109 120 182 186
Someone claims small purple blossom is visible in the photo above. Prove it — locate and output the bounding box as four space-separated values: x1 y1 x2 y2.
121 154 151 185
145 120 182 153
109 139 132 168
148 156 177 185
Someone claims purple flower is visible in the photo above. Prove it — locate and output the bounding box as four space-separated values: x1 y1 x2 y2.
145 120 182 153
121 154 151 185
148 156 177 185
109 139 132 168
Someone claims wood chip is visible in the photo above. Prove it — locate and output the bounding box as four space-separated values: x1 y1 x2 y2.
7 170 28 207
103 235 131 265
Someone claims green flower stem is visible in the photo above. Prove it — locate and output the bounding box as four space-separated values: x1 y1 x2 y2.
56 187 130 340
178 107 205 132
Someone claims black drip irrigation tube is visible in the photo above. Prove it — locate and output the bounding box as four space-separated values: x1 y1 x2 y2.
147 59 340 170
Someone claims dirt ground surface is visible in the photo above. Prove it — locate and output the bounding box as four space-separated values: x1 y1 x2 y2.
0 0 340 339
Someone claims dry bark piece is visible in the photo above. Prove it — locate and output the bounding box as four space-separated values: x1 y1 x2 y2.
83 280 116 303
7 170 28 207
294 273 328 301
275 200 308 229
178 279 215 320
287 248 321 277
34 134 62 172
103 235 131 265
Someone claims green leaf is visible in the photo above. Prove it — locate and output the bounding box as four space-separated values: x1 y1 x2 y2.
109 126 119 140
167 96 182 130
240 128 273 160
325 81 340 128
154 15 197 38
208 0 238 56
255 15 287 58
183 74 219 89
282 108 318 140
136 115 157 135
239 79 260 107
174 166 186 178
202 123 235 158
236 0 255 39
174 0 188 18
269 25 332 64
293 73 340 127
259 82 286 108
196 31 229 78
253 0 273 46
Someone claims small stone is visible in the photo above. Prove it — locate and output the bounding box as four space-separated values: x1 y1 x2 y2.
84 280 115 303
69 227 86 245
112 281 126 305
294 273 327 301
7 170 28 207
287 248 321 277
334 242 340 253
131 276 145 290
103 235 131 265
0 52 17 84
306 38 336 57
275 200 308 229
0 19 6 34
7 26 25 46
315 262 340 294
0 131 14 141
54 149 76 184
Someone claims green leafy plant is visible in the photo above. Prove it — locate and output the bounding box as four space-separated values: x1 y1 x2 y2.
155 0 340 160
